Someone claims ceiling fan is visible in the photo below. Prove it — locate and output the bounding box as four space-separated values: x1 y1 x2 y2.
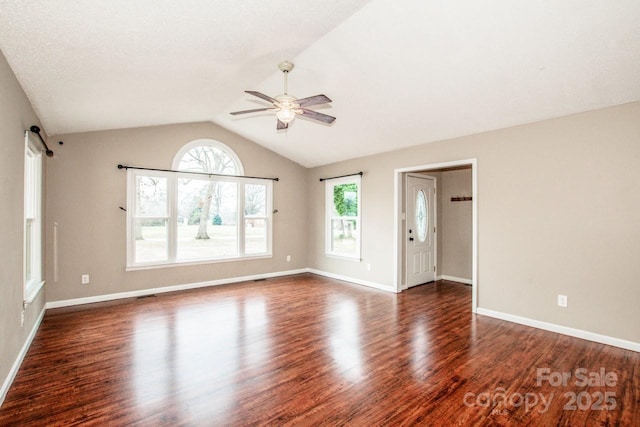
230 61 336 130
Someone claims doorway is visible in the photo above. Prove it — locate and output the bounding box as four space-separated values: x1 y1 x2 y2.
394 159 478 312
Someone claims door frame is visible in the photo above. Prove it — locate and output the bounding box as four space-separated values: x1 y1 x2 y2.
393 159 478 313
405 173 437 289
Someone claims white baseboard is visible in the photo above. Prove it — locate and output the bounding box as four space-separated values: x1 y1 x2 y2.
47 268 395 310
477 307 640 353
47 268 308 309
440 275 472 285
307 268 396 293
1 306 46 407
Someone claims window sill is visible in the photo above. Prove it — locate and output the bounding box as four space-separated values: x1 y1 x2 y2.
126 254 273 271
24 280 45 304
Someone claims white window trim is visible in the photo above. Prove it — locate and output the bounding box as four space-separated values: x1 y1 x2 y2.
126 141 272 269
325 175 362 260
24 131 45 304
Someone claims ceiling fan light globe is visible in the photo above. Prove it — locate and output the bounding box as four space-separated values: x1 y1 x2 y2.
276 107 296 124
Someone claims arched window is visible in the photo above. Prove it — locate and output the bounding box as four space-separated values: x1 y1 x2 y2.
127 140 271 268
172 139 243 175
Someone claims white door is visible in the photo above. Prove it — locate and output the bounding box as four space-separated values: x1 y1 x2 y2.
406 174 435 287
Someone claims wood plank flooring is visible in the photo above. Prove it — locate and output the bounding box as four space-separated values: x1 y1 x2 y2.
1 274 638 426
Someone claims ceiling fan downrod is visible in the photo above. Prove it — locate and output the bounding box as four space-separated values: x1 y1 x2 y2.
278 61 294 95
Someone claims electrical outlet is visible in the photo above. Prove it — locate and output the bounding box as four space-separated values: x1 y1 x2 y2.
82 274 90 284
557 294 568 308
286 255 291 262
366 263 372 271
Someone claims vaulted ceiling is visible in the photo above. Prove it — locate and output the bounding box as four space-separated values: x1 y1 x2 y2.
1 0 639 167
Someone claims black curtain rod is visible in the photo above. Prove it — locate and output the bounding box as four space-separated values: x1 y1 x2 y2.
117 164 279 181
319 171 363 182
28 126 54 157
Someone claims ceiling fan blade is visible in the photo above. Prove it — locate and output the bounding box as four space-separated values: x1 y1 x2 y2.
230 108 273 115
277 119 288 130
300 109 336 124
246 91 277 104
296 94 332 107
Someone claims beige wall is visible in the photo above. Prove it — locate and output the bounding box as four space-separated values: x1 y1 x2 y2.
45 122 308 302
308 102 640 343
0 51 47 393
440 169 472 280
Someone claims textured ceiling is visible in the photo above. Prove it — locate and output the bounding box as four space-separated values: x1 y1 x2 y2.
1 0 639 167
0 0 369 135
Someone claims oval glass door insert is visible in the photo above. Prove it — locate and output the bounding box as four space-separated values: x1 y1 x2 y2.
416 189 427 242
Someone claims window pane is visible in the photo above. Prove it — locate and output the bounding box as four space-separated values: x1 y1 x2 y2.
135 176 167 217
331 219 358 254
245 218 267 254
178 145 238 174
177 178 212 228
25 155 35 218
135 219 168 262
177 181 238 260
25 220 32 281
332 183 358 217
245 184 266 217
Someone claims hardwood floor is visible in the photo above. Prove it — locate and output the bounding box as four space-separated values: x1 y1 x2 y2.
1 274 638 426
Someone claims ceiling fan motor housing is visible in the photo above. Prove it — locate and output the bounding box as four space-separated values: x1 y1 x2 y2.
278 61 294 73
